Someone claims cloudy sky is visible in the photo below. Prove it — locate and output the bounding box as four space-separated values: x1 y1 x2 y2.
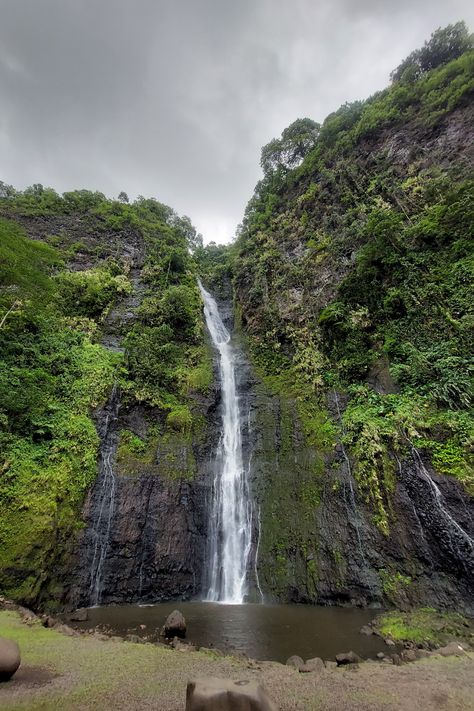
1 1 473 243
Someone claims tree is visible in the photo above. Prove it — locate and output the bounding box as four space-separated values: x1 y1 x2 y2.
171 214 203 252
391 22 473 83
0 181 16 199
118 191 129 203
260 118 320 175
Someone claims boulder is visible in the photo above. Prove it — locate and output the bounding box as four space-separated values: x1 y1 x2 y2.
163 609 186 639
360 625 373 636
0 637 20 682
67 608 88 622
401 649 417 663
302 657 324 673
53 623 77 637
436 642 466 657
171 638 196 652
43 616 57 628
335 651 361 666
186 677 277 711
285 655 304 670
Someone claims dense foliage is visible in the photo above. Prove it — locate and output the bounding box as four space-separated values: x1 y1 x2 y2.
232 27 474 542
0 188 207 605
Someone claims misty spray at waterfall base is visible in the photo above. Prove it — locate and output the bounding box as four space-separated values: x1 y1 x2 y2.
199 280 253 604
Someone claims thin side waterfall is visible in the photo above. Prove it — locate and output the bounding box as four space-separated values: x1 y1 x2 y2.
198 280 252 604
333 390 365 563
88 383 120 605
408 444 474 556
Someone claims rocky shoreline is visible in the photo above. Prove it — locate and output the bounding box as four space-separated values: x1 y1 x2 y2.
2 598 472 672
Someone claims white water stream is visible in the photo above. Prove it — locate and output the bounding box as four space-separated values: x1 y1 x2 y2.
89 383 119 605
198 281 252 603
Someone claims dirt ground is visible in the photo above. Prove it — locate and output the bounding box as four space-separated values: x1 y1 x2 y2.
0 610 473 710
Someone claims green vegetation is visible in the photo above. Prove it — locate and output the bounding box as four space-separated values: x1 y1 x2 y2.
375 607 473 646
0 187 208 605
232 25 474 548
378 569 412 604
0 218 120 604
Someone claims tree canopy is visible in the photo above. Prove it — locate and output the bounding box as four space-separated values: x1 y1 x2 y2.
260 118 320 175
391 21 473 83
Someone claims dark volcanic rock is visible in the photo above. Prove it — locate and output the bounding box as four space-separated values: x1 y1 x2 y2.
163 610 186 639
335 651 361 666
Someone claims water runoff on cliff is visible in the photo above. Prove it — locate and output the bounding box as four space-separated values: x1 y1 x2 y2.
198 280 252 604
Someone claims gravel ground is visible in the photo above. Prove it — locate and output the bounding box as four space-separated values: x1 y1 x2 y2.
0 611 473 710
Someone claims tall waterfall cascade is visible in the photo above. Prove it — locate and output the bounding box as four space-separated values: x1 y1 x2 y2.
198 281 252 604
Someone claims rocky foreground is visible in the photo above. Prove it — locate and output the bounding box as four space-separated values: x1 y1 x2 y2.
1 608 474 711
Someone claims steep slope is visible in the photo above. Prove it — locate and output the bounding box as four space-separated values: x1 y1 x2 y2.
231 31 474 610
0 189 216 609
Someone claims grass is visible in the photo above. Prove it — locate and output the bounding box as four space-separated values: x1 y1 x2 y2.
375 608 473 646
1 610 474 711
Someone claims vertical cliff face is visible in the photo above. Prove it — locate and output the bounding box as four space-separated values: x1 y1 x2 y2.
0 190 218 610
65 283 221 608
230 47 474 613
246 380 474 611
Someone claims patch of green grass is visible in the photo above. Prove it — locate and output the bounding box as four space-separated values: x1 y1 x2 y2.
375 608 472 645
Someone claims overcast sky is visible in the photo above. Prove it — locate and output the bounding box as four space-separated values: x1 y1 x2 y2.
1 1 473 243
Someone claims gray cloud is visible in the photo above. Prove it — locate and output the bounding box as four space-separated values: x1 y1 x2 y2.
1 0 473 242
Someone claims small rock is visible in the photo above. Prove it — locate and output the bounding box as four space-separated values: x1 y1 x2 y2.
53 624 77 637
360 625 373 636
163 609 186 639
415 649 430 660
385 639 396 647
335 651 361 666
67 608 88 622
303 657 325 673
285 655 305 670
401 649 417 663
325 661 338 670
0 637 21 681
139 624 146 630
376 652 385 660
436 642 467 658
186 677 277 711
391 654 402 666
171 638 196 652
125 634 142 644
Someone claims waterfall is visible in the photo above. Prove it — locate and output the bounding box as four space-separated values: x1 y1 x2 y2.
333 390 365 563
408 444 474 561
88 383 120 605
198 280 252 604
